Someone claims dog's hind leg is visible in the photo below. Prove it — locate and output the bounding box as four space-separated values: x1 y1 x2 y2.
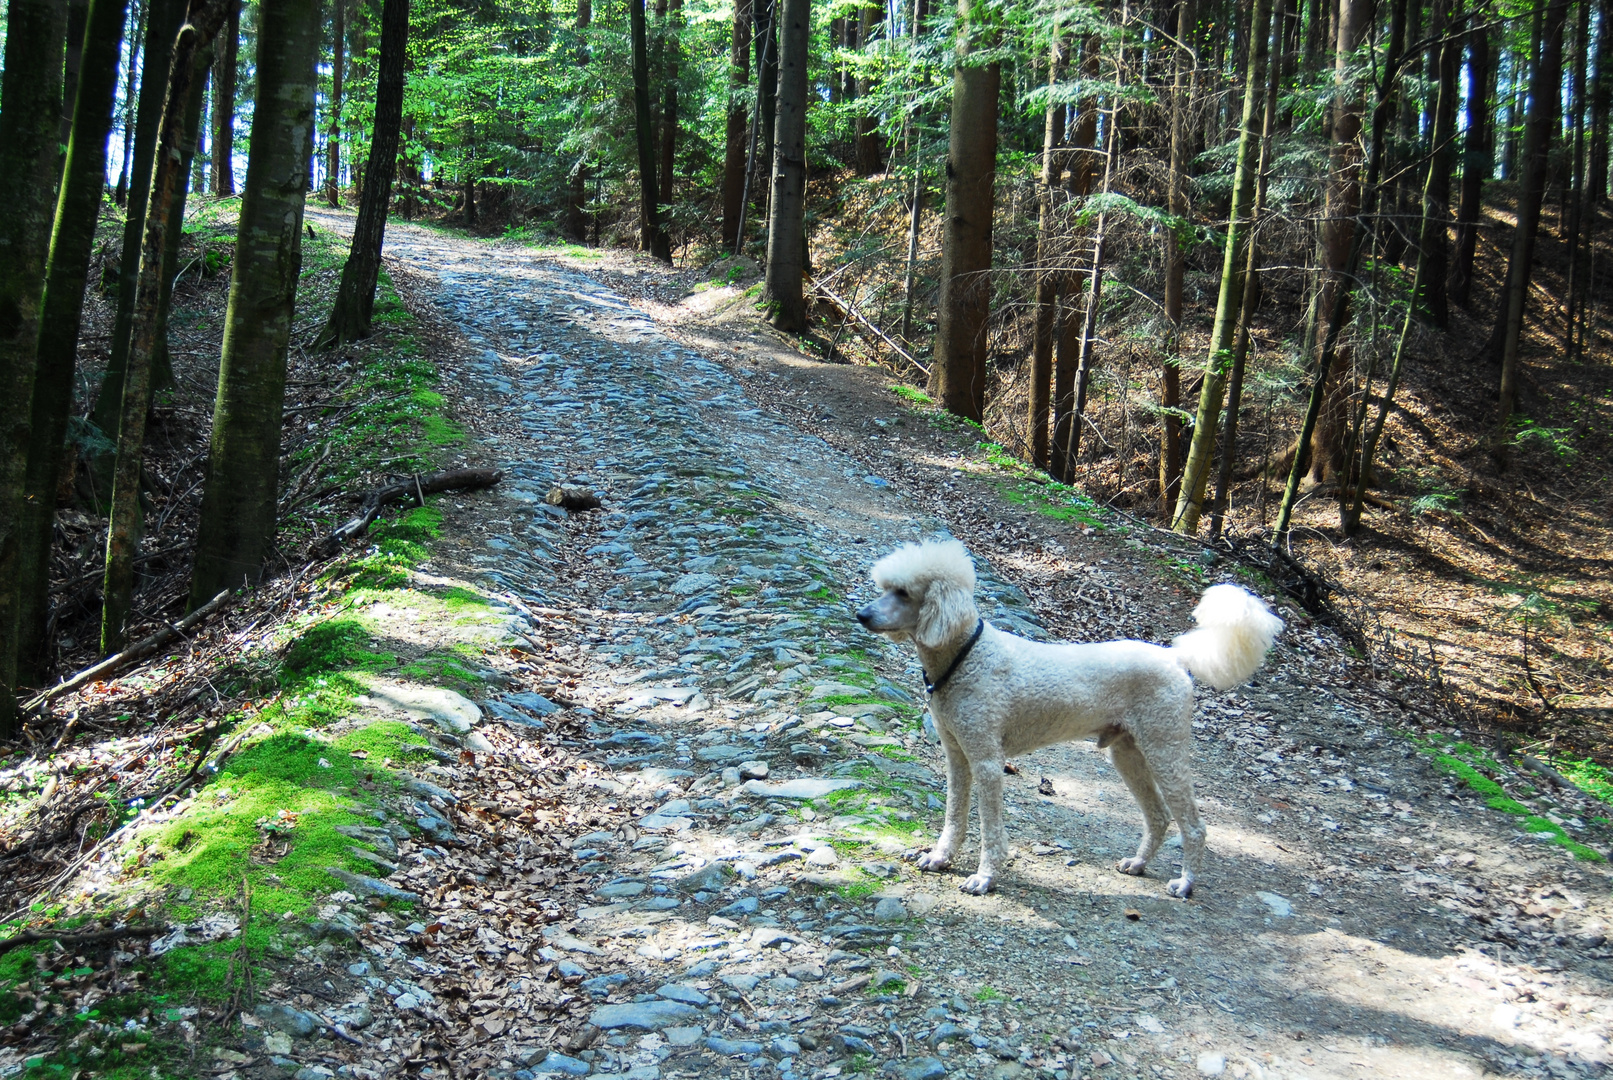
961 757 1008 894
1108 734 1173 878
1149 754 1206 898
918 726 971 873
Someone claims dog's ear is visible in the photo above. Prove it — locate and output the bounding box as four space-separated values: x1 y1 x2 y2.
915 577 976 649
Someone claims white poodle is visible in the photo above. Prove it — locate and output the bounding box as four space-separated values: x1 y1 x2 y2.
855 539 1283 898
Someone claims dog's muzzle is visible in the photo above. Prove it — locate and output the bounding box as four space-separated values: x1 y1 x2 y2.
855 602 877 627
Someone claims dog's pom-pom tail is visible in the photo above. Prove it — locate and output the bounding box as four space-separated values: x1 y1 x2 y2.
1170 584 1284 691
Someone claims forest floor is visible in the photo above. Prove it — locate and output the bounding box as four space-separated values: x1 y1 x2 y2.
2 209 1612 1080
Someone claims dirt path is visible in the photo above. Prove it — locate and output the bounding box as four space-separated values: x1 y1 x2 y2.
298 211 1613 1080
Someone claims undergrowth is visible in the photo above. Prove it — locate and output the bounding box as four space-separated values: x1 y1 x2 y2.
1416 735 1606 861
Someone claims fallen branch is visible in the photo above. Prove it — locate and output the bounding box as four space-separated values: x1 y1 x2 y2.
0 923 165 958
312 467 503 558
24 589 234 712
810 278 929 378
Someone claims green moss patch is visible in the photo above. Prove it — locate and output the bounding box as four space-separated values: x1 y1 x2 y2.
1418 735 1606 861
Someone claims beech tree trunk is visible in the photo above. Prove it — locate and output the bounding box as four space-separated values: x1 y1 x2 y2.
1172 0 1271 534
210 0 238 194
1494 0 1569 440
326 0 344 206
763 0 810 332
631 0 673 261
720 0 752 251
101 0 232 654
1448 18 1489 306
315 0 411 349
930 0 1000 423
189 0 320 607
0 0 70 732
150 42 213 386
16 0 131 686
89 0 186 447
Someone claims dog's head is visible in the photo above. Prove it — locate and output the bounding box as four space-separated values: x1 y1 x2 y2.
856 540 979 648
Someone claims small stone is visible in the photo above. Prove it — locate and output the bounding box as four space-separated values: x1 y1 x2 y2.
1197 1051 1227 1075
1255 891 1292 918
598 881 647 899
665 1025 705 1046
872 897 907 923
751 927 800 949
347 961 371 977
806 847 839 867
722 767 743 786
906 892 939 917
590 1000 703 1031
538 1051 593 1076
717 896 759 917
739 760 770 780
324 868 422 903
656 983 710 1006
675 862 734 894
263 1032 293 1056
1135 1013 1165 1034
366 681 482 734
707 1037 766 1056
887 1058 948 1080
253 1003 320 1038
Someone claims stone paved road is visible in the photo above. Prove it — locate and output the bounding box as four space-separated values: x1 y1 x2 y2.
303 210 1613 1080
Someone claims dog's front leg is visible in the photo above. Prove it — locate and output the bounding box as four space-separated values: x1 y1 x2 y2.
961 758 1007 895
917 726 971 872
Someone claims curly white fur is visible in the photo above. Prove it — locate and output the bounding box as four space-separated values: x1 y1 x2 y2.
857 539 1284 899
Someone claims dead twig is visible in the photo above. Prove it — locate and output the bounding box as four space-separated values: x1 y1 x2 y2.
810 278 929 378
0 923 165 958
311 467 504 557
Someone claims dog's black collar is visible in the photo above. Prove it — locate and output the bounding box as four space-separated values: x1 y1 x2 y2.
924 619 985 696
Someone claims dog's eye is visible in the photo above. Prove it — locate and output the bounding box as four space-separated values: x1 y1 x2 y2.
894 588 910 600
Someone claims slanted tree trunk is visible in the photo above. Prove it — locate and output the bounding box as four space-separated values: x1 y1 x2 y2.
630 0 673 261
929 0 1000 423
1493 0 1569 441
1564 0 1592 350
315 0 411 349
1161 0 1196 517
89 0 186 447
146 40 212 400
1448 17 1490 305
1171 0 1271 534
61 0 89 149
210 0 238 194
16 0 132 686
189 0 319 607
0 0 70 731
326 0 344 206
1305 0 1373 487
101 0 232 654
1029 31 1065 472
763 0 810 331
720 0 751 250
854 0 884 173
116 0 144 205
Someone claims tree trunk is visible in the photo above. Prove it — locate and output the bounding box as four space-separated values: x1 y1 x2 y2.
149 41 213 392
763 0 810 332
1171 0 1271 534
189 0 319 608
1067 35 1099 197
210 0 237 194
315 0 411 349
1493 0 1569 440
855 0 884 173
755 0 779 201
720 0 752 251
1411 0 1457 328
1564 0 1592 349
660 0 682 204
326 0 344 206
1029 31 1064 473
61 0 89 149
101 0 232 654
1448 17 1489 305
116 0 144 205
1161 0 1196 516
16 0 131 687
565 0 592 242
89 0 186 446
631 0 673 261
1305 0 1374 487
1066 105 1119 470
929 0 1000 423
1590 0 1611 202
0 0 70 731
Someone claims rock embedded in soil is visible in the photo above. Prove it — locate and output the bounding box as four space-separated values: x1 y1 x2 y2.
741 777 862 800
323 867 422 903
886 1058 949 1080
366 681 481 733
873 896 908 922
590 999 704 1031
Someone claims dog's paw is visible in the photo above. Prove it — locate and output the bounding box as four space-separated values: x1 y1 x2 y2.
915 850 953 872
1116 856 1149 876
1166 875 1195 899
959 872 995 895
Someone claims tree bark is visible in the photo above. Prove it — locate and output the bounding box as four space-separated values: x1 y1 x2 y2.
1564 0 1592 349
763 0 810 332
1171 0 1271 533
1590 0 1612 202
116 0 144 205
61 0 89 148
101 0 232 654
1305 0 1374 486
16 0 132 686
630 0 673 262
1411 0 1457 328
855 0 885 173
0 0 70 731
315 0 410 349
930 0 1000 423
1160 0 1196 516
326 0 344 206
1447 17 1489 305
659 0 682 204
755 0 779 200
565 0 594 242
209 0 237 194
189 0 320 607
1029 32 1064 473
148 41 211 402
1493 0 1569 441
89 0 186 446
721 0 752 251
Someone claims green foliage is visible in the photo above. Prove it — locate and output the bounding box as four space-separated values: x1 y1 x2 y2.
1417 735 1606 861
281 619 392 682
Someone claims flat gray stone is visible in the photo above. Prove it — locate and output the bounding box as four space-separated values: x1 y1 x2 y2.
872 897 907 923
324 868 421 903
589 999 702 1031
664 1025 705 1047
254 1003 322 1038
597 881 647 899
706 1037 766 1056
887 1058 948 1080
655 983 710 1006
741 778 862 800
1256 891 1293 918
694 744 749 763
538 1051 592 1076
738 760 769 779
672 572 721 596
675 862 733 893
505 691 563 715
366 681 481 734
405 777 458 804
